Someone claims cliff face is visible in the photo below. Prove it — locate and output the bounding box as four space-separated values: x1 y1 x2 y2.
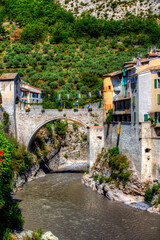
57 0 160 19
32 120 88 172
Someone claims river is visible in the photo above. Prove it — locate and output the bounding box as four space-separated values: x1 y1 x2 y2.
13 173 160 240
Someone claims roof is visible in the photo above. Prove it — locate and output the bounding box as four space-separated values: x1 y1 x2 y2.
125 64 135 68
103 70 122 77
131 65 160 76
22 84 43 91
124 61 137 65
147 53 159 57
0 73 18 80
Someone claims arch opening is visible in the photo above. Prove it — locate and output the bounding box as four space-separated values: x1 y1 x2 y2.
27 117 88 173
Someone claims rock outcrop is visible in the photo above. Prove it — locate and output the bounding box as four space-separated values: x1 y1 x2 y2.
33 120 88 172
57 0 160 20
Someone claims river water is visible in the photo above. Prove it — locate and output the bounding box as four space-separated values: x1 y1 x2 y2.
14 173 160 240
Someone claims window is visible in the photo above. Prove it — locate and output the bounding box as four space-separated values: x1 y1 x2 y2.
157 94 160 105
21 91 27 97
155 112 160 123
32 93 38 98
154 79 160 88
108 85 111 90
144 114 148 122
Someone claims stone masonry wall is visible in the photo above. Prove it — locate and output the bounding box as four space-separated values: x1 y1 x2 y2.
87 126 104 168
104 122 160 182
104 123 142 180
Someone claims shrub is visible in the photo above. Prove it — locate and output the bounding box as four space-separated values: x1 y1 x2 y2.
99 175 105 184
64 153 68 159
88 108 92 112
93 173 99 182
72 123 79 130
145 188 153 203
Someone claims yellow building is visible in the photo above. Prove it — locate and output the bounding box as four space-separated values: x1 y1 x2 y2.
103 70 122 121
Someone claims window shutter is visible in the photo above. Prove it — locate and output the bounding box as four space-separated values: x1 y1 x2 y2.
154 79 157 88
155 112 157 124
133 96 136 107
144 114 148 122
157 94 160 105
134 112 136 123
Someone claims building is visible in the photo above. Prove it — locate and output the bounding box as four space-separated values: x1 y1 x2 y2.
103 54 160 182
0 72 43 134
20 84 43 104
103 55 160 125
103 70 122 120
0 73 21 134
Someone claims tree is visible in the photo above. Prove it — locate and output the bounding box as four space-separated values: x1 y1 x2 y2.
21 23 46 44
54 119 68 139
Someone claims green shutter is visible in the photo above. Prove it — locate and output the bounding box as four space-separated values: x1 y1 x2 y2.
133 96 136 107
134 112 136 123
154 79 157 88
157 94 160 105
155 112 157 124
144 114 148 122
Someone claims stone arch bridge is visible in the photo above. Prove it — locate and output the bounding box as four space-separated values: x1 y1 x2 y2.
15 104 104 167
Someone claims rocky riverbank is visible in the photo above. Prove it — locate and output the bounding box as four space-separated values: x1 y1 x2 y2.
11 230 58 240
82 173 160 214
82 148 160 215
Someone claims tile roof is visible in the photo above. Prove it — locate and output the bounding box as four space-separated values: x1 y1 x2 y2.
131 65 160 76
22 84 43 91
103 70 122 77
0 73 18 80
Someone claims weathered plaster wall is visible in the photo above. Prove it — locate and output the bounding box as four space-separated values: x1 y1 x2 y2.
138 72 152 122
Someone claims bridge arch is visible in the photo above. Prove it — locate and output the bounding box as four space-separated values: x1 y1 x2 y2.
27 116 89 150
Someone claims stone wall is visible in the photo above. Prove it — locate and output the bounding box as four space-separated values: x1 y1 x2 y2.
104 122 160 182
87 126 104 168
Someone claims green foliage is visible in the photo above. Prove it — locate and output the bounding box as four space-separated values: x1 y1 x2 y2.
54 119 68 139
102 147 131 186
64 153 68 159
106 109 113 125
45 123 53 136
3 111 10 133
72 123 79 131
0 132 24 238
21 23 46 44
145 183 160 204
93 173 99 182
145 188 153 203
154 194 160 208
